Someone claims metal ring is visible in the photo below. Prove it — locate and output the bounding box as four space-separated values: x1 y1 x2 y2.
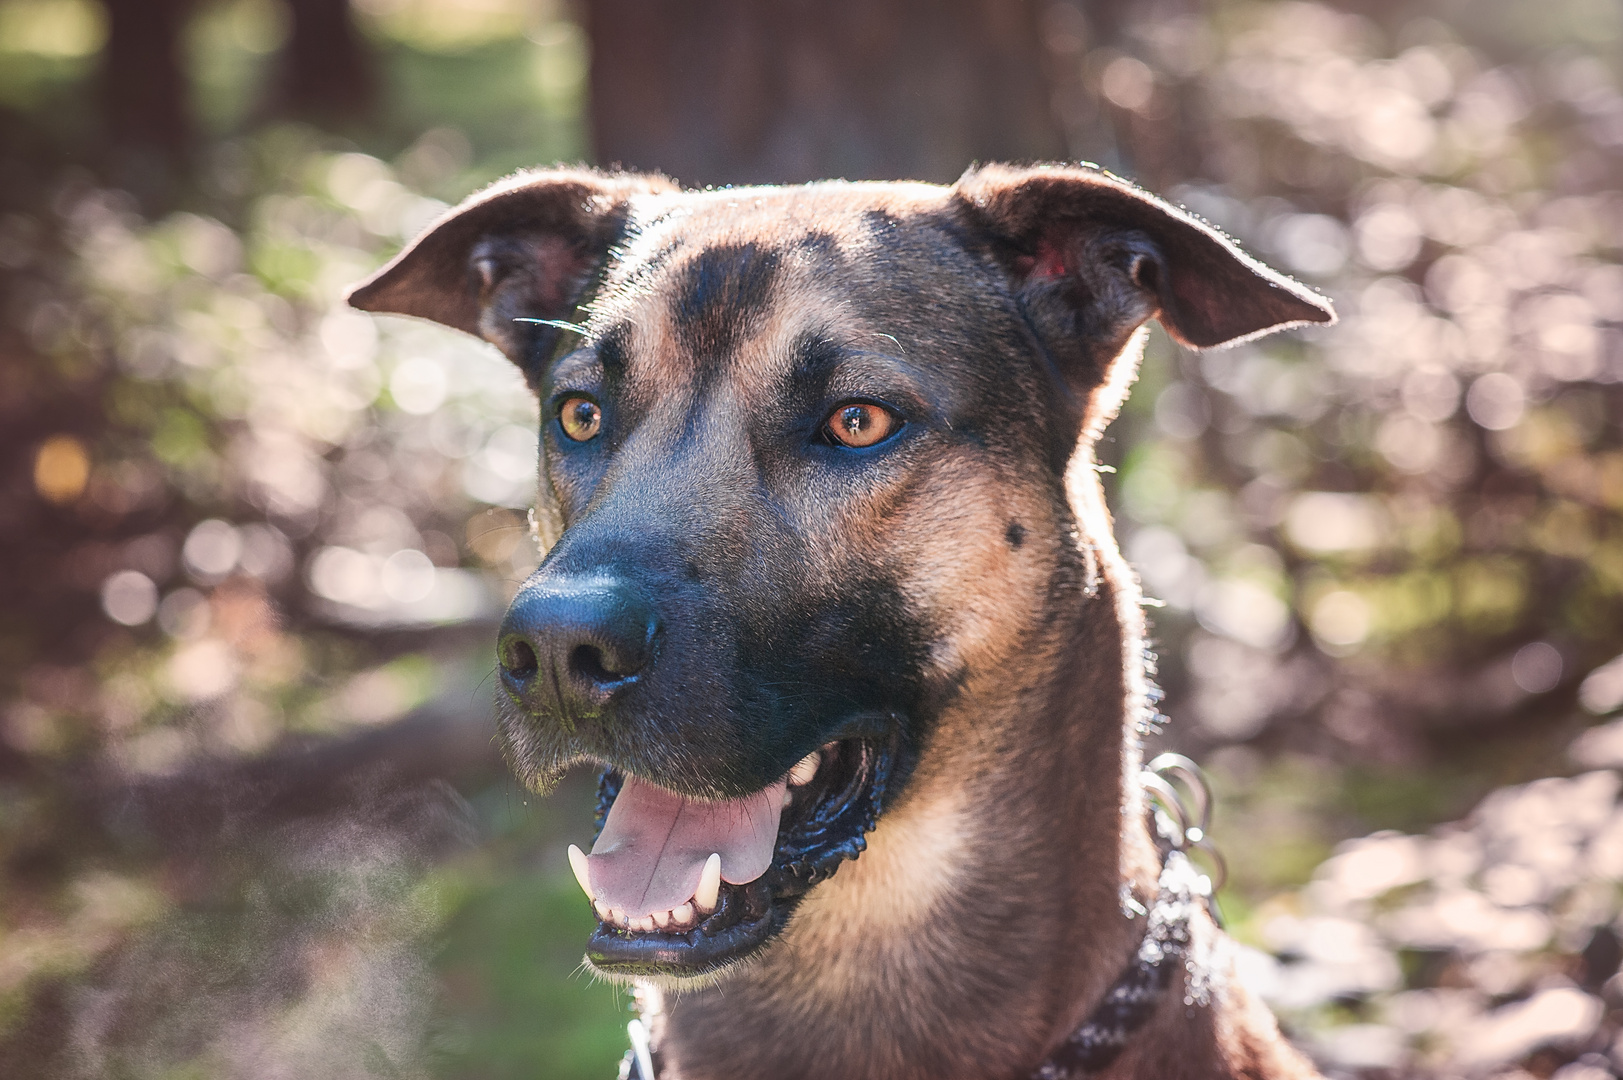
1140 771 1190 849
1145 753 1213 835
1143 753 1228 931
1190 837 1229 893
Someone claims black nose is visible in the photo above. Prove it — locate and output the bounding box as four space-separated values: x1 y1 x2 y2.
497 575 660 715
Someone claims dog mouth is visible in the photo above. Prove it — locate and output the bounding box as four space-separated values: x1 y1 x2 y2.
568 735 900 978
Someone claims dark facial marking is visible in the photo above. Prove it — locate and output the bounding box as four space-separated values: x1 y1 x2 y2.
737 569 939 753
794 230 840 257
1006 521 1026 549
586 321 627 372
790 330 844 384
671 243 782 358
863 208 900 234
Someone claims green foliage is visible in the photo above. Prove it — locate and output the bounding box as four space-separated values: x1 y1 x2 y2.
432 874 628 1080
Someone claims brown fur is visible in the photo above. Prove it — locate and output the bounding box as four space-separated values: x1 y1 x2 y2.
349 164 1333 1080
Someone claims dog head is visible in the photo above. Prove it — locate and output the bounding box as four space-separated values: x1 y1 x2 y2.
349 164 1331 981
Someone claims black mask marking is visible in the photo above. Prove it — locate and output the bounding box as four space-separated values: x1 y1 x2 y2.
672 243 783 359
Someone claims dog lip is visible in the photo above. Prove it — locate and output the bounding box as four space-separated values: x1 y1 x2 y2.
584 878 779 977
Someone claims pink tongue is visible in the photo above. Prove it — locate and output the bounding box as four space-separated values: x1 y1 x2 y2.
586 774 787 918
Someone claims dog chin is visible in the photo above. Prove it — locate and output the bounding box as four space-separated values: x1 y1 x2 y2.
576 735 904 980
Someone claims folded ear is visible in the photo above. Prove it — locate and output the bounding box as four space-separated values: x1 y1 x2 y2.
347 168 676 380
952 163 1334 393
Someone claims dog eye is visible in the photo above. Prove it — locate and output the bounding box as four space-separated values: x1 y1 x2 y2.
824 402 899 448
558 396 602 442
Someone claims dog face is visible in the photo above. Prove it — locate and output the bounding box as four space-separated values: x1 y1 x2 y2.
349 164 1330 981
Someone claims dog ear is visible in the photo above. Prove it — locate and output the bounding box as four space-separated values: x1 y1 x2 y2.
953 163 1334 393
347 168 675 378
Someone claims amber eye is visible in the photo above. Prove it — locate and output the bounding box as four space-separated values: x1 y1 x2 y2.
825 402 898 448
558 396 602 442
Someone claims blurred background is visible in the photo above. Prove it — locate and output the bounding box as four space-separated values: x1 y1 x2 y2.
0 0 1620 1075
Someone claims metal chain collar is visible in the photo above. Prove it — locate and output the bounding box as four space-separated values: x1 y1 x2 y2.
617 754 1224 1080
1030 753 1224 1080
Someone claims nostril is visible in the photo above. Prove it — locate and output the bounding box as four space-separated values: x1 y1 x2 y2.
501 639 539 680
569 643 620 687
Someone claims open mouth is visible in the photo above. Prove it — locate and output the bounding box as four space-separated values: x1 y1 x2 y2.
567 736 902 978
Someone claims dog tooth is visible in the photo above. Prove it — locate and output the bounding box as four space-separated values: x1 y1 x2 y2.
653 908 672 929
695 853 722 914
609 907 626 927
593 900 611 922
672 902 695 925
567 844 594 901
788 751 820 787
633 915 654 932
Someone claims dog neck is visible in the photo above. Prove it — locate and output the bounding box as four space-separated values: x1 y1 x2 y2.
647 503 1165 1080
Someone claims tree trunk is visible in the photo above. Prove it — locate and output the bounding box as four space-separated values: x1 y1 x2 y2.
98 0 193 157
276 0 376 123
586 0 1069 186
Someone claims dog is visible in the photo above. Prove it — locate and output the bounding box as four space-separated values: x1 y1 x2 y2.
348 162 1334 1080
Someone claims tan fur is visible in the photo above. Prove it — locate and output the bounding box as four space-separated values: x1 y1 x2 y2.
795 780 973 944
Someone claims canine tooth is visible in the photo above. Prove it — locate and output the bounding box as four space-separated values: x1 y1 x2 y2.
634 915 655 932
609 907 627 927
695 853 722 914
567 844 594 900
672 902 695 926
653 908 672 929
788 751 820 787
594 900 611 922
